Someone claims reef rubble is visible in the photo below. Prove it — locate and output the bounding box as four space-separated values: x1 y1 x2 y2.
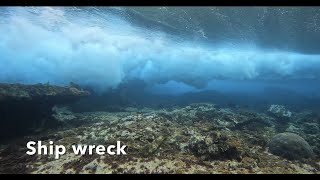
0 83 90 141
0 103 319 174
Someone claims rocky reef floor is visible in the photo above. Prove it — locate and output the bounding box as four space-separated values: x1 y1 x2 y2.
0 103 319 174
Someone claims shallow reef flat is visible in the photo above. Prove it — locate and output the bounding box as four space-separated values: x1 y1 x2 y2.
0 103 319 174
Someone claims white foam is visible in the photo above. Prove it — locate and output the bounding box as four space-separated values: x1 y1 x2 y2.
0 7 320 93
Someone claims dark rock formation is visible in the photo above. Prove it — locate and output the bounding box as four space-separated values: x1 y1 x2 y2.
267 132 314 160
0 83 90 141
188 132 244 161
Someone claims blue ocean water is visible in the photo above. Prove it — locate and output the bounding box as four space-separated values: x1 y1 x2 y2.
0 7 320 108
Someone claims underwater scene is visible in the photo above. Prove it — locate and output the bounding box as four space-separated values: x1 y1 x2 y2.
0 6 320 174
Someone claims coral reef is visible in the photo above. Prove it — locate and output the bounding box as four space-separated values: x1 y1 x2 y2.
268 132 315 160
187 131 244 161
0 103 319 174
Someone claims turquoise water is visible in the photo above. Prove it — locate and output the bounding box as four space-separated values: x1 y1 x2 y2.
0 7 320 98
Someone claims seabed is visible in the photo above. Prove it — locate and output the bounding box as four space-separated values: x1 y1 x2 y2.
0 86 319 174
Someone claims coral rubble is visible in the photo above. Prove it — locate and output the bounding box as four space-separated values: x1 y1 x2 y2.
0 103 319 174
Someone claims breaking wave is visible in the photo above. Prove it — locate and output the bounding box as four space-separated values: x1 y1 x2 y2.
1 7 320 93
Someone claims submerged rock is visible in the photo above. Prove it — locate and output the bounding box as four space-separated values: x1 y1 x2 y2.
141 136 167 157
0 83 90 141
234 111 274 131
267 132 314 160
285 125 302 135
0 83 89 101
188 132 243 161
301 123 319 135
